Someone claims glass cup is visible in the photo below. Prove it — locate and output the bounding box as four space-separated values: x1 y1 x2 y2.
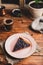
3 18 13 31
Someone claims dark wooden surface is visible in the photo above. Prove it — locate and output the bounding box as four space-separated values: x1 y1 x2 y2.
0 10 43 65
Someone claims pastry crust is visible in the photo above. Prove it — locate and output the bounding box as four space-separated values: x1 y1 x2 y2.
12 37 31 52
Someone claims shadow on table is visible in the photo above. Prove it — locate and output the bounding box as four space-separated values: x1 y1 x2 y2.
28 25 40 33
0 25 7 33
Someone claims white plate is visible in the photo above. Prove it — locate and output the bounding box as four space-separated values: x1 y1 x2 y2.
31 16 43 33
5 33 37 59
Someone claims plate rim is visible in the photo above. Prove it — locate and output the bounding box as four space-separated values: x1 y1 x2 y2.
5 33 37 58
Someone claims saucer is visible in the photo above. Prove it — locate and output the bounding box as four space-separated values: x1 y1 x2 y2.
5 33 37 59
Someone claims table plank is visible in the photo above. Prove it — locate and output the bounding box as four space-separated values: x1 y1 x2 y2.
14 56 43 65
0 13 43 65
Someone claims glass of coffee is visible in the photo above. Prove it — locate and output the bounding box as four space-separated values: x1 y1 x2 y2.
3 18 13 31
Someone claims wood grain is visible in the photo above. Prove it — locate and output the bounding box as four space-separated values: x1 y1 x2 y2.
0 10 43 65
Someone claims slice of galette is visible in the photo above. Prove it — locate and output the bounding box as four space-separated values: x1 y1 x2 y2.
12 37 30 52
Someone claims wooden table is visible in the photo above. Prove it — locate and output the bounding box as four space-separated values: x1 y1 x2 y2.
0 11 43 65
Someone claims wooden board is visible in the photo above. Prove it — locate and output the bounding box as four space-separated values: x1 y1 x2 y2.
0 10 43 65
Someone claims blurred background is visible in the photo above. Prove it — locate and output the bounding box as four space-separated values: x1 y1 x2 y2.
1 0 32 4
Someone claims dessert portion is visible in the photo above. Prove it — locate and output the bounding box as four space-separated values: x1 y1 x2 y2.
12 37 30 52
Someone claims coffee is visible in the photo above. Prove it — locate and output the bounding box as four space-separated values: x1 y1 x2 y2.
6 20 12 23
3 18 13 31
